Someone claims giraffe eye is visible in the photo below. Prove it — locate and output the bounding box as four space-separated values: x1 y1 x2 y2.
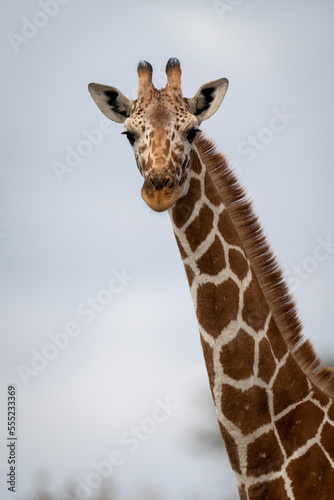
186 129 201 143
121 131 136 146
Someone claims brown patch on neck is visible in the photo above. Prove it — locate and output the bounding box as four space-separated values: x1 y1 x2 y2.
286 444 334 498
172 178 202 228
220 329 255 380
191 149 202 174
246 430 284 476
248 478 290 500
196 278 239 338
185 204 214 252
275 400 325 457
221 384 271 435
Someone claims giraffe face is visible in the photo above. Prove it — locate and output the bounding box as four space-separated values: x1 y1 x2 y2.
123 95 200 212
88 58 229 212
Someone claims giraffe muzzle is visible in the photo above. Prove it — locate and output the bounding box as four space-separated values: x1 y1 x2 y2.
141 170 180 212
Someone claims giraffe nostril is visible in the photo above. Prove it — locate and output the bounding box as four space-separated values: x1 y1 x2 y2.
146 171 176 191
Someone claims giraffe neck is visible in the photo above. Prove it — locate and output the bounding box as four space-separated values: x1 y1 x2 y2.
168 136 334 499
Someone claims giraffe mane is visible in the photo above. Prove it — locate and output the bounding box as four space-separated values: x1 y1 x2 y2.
194 133 334 398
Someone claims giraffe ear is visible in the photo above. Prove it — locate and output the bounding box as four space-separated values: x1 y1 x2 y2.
88 83 135 123
187 78 229 123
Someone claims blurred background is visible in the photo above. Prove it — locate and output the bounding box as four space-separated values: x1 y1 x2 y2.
1 1 334 499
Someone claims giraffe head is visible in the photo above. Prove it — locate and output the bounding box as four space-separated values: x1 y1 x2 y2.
88 58 228 212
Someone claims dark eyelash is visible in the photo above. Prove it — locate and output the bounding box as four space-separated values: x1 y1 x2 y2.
121 131 136 146
186 129 201 143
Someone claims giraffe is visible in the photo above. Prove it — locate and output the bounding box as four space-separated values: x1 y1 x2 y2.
88 58 334 499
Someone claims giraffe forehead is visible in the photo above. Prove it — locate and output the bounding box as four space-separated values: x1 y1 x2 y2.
138 108 189 127
130 91 195 133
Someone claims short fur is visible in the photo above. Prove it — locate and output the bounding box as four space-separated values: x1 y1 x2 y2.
195 133 334 398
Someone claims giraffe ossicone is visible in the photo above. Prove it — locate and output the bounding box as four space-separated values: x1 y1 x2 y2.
89 58 334 500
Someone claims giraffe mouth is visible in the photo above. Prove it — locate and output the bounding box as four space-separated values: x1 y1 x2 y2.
141 170 180 212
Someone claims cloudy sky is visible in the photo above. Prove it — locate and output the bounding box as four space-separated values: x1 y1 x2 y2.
1 1 334 499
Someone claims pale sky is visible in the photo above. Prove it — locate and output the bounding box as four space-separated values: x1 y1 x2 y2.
1 1 334 499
